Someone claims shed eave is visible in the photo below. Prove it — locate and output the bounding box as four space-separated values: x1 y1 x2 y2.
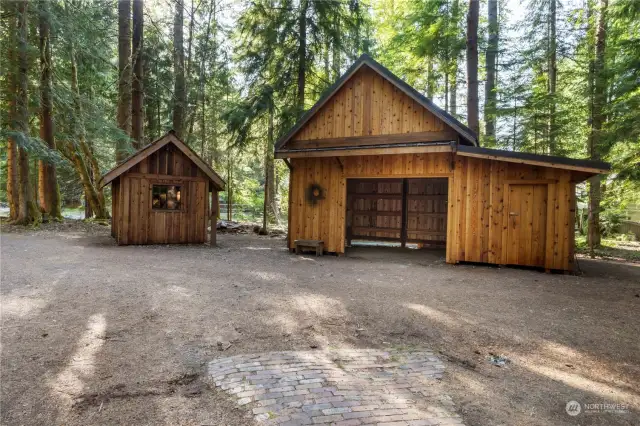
456 145 610 176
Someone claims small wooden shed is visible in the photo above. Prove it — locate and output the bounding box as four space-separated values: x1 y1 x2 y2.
101 131 225 245
275 54 610 272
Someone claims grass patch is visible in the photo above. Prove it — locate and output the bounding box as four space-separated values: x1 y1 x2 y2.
576 234 640 262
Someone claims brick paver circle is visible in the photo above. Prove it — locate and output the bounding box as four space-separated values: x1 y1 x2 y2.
208 348 464 425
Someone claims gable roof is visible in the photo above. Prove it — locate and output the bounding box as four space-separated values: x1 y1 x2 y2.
100 131 226 190
275 54 478 152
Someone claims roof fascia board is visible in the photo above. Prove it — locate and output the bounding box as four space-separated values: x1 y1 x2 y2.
457 145 610 174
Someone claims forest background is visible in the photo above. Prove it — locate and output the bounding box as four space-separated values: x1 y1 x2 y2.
1 0 638 255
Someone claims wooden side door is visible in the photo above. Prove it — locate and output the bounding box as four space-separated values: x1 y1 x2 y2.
506 184 548 267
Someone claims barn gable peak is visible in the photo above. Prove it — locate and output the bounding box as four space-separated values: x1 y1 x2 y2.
275 54 478 155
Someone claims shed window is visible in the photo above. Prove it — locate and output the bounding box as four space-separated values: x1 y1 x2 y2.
152 185 182 210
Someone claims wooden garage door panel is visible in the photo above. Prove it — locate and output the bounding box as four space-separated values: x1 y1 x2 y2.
406 178 447 244
347 178 448 245
349 179 403 240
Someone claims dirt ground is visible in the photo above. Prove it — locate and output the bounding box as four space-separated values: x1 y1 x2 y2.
1 222 639 425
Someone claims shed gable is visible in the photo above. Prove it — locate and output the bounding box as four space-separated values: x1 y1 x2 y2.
291 66 456 144
101 132 225 190
127 141 208 178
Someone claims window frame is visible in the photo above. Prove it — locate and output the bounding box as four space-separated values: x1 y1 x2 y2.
151 183 184 212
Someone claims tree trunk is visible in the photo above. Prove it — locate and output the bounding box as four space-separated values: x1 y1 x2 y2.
117 0 131 161
70 42 110 219
449 0 459 118
450 58 458 117
263 101 277 231
426 60 435 99
173 0 186 138
199 0 215 161
485 0 498 145
332 16 341 80
226 151 233 221
6 1 19 221
548 0 557 154
131 0 144 149
144 53 157 142
38 1 62 221
466 0 480 137
588 0 608 255
296 0 308 116
7 138 19 221
15 0 39 225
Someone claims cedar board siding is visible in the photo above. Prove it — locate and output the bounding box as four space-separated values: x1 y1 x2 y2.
113 144 211 245
291 66 455 143
289 153 577 271
450 156 575 271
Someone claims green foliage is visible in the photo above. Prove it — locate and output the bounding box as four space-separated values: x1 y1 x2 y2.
374 0 464 105
576 235 640 261
0 0 638 228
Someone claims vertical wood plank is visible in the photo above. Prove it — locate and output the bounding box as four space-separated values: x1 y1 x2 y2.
121 177 130 245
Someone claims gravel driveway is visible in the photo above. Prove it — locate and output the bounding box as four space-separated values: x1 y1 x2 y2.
1 223 639 425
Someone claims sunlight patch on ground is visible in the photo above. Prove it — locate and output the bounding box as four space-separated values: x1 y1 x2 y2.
269 311 300 335
541 341 583 360
167 285 193 297
292 294 346 319
405 303 476 328
1 296 47 317
49 314 106 407
454 369 489 394
245 270 290 283
520 358 640 407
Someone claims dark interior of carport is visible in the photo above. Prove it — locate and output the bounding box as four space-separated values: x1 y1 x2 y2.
346 178 448 248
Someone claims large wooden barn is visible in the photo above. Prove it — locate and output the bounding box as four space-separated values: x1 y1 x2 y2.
101 131 225 245
276 54 609 271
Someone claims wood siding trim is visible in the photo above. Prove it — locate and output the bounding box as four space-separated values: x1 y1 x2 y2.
276 145 452 159
286 131 457 150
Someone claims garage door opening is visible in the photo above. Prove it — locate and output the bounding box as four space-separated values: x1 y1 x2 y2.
346 178 448 249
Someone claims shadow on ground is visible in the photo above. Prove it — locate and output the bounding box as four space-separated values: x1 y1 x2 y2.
1 228 639 425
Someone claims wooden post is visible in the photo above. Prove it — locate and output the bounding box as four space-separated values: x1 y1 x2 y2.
346 180 353 247
210 189 217 247
401 178 408 248
287 161 293 249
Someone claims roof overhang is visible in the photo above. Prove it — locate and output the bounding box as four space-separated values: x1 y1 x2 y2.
457 145 610 175
100 132 226 190
274 54 478 152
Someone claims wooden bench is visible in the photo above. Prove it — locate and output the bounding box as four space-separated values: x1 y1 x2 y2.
294 239 324 256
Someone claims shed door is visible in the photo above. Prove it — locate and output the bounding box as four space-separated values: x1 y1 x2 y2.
506 184 548 267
